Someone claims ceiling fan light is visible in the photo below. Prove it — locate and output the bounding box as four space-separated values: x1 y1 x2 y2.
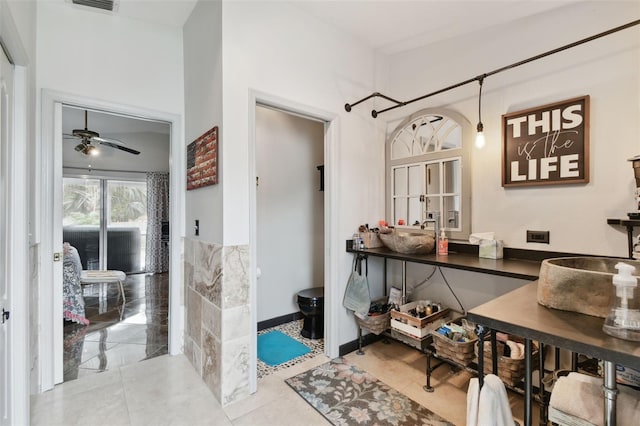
86 145 99 156
74 143 85 152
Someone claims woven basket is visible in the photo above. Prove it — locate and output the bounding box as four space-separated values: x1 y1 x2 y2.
355 311 391 335
475 340 540 386
431 323 478 366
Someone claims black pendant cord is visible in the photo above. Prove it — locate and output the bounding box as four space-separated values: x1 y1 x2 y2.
477 76 484 133
344 19 640 118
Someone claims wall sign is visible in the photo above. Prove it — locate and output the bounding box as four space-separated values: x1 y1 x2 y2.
502 96 589 187
187 126 219 190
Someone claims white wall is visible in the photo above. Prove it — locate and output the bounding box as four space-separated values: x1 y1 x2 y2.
256 106 324 322
36 3 184 116
183 0 223 243
384 1 640 258
220 1 385 349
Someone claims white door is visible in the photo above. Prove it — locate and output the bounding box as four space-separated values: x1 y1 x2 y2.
0 47 15 426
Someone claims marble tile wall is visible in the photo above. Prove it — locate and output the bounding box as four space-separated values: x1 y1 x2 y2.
183 238 250 406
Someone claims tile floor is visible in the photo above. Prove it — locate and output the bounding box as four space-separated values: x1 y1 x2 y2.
33 334 540 425
43 277 540 425
257 320 324 379
62 272 168 382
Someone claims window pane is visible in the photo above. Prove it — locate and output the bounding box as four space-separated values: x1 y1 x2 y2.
443 159 460 194
441 119 462 150
107 180 147 273
63 177 101 270
444 195 460 229
425 163 440 195
394 198 407 226
425 196 441 225
408 197 422 226
408 165 423 195
394 168 407 196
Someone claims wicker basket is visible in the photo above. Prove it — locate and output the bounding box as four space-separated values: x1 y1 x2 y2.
475 339 540 386
355 312 390 335
355 297 391 335
431 321 478 366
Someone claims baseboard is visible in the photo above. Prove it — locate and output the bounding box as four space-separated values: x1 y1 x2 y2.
339 332 384 356
258 312 304 331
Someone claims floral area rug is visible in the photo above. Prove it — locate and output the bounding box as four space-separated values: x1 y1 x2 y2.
285 357 453 426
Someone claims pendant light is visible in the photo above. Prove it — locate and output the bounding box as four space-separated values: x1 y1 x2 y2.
475 76 486 149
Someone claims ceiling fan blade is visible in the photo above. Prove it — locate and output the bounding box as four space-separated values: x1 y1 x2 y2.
92 135 126 146
99 141 141 155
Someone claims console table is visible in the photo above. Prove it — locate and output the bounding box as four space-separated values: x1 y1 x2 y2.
467 281 640 426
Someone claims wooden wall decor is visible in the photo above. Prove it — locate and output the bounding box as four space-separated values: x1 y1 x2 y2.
502 96 589 187
187 126 218 190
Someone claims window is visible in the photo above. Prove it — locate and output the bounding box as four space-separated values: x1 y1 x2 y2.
386 108 472 240
63 177 147 273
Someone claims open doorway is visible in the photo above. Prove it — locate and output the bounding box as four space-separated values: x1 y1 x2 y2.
60 105 171 382
34 91 185 389
249 92 339 394
255 105 325 378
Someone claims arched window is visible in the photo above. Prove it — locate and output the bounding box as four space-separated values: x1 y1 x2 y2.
386 108 472 240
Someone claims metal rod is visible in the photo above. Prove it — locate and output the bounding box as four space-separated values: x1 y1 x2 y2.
344 92 402 112
344 19 640 118
603 360 618 426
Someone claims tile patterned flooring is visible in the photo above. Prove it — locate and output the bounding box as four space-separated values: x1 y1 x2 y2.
34 342 540 425
257 320 324 379
62 272 168 382
35 286 539 425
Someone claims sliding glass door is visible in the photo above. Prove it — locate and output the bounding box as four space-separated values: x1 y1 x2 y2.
63 177 147 273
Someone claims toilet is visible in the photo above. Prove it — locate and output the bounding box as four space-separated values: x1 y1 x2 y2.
297 287 324 339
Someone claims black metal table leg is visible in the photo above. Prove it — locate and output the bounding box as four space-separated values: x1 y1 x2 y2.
357 326 364 355
477 325 487 389
423 351 434 392
524 338 533 426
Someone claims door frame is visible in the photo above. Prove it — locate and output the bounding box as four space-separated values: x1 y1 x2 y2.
0 2 31 424
38 90 185 389
248 90 339 393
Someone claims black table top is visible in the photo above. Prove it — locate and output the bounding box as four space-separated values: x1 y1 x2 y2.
467 281 640 370
348 246 541 281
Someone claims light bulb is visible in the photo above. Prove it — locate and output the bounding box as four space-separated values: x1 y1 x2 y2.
475 122 485 149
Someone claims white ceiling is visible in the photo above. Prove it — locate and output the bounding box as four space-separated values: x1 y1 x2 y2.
98 0 582 54
293 0 582 55
64 1 584 54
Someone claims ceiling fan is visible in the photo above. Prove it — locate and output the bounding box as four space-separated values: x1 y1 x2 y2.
64 110 141 156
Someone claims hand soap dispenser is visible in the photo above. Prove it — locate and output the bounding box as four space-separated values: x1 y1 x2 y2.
603 262 640 341
438 229 448 256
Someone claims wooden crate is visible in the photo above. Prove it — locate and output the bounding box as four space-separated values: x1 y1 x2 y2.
390 301 449 329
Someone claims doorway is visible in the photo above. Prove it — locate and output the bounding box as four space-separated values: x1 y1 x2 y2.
60 105 171 382
39 91 185 390
249 92 339 393
255 105 325 378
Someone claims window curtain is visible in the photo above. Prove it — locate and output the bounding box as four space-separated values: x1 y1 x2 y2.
145 172 169 273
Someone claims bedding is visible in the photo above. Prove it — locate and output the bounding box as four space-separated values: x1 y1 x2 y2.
63 243 89 325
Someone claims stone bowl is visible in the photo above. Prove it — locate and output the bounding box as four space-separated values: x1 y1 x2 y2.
537 257 640 318
378 231 435 255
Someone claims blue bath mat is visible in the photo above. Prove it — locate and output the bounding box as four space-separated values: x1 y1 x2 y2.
258 330 311 366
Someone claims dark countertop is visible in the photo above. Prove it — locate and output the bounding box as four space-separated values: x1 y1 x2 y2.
467 281 640 370
347 244 542 281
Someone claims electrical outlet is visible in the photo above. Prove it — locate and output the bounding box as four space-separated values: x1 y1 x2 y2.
527 230 549 244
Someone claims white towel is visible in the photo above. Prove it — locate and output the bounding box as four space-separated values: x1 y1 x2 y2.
467 377 480 426
478 374 515 426
467 375 515 426
550 372 640 426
